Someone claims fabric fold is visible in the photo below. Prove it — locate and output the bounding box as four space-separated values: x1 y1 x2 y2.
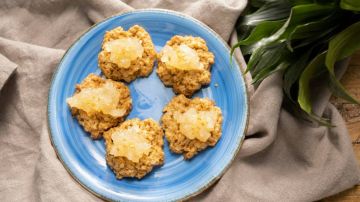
0 0 359 201
0 53 17 91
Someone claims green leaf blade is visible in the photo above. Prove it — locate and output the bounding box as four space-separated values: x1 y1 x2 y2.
283 50 313 101
325 21 360 104
340 0 360 11
243 1 291 26
298 52 327 114
239 20 285 46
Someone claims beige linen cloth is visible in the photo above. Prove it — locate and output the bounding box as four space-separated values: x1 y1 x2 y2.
1 0 359 201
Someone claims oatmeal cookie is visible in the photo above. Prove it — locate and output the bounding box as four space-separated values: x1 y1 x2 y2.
98 25 156 82
161 95 222 159
67 74 132 139
104 118 164 179
157 35 215 97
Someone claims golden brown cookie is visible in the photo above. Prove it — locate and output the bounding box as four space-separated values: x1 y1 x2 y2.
104 118 164 179
161 95 222 159
157 35 215 97
98 25 156 82
67 74 132 139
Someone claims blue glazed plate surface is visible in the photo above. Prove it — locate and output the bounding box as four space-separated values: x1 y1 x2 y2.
48 9 248 202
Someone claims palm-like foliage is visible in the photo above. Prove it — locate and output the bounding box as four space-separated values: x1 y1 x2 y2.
232 0 360 125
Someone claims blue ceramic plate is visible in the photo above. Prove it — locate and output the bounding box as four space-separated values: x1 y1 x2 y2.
48 9 248 202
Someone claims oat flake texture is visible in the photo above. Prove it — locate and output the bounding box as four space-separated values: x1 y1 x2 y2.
1 1 359 202
67 74 132 139
161 95 222 159
98 25 156 83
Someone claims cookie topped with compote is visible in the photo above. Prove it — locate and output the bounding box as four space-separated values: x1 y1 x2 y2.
98 25 157 83
104 118 164 179
161 95 223 159
67 74 132 139
157 35 215 97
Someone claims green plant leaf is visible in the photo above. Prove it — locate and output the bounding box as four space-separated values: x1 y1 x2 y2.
252 44 289 75
250 0 279 8
245 46 266 72
247 3 334 55
305 110 333 126
340 0 360 11
298 51 333 126
279 3 334 40
288 15 335 40
232 0 360 125
253 62 289 85
230 43 241 61
325 21 360 104
283 49 313 101
286 13 340 51
242 1 291 26
245 3 335 77
290 26 336 50
315 0 336 4
239 20 285 46
236 0 291 41
298 51 327 114
289 0 315 5
283 95 332 126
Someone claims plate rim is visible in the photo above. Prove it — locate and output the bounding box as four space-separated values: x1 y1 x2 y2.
47 8 249 202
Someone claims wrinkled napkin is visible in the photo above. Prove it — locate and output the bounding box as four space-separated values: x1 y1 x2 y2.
1 0 359 201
